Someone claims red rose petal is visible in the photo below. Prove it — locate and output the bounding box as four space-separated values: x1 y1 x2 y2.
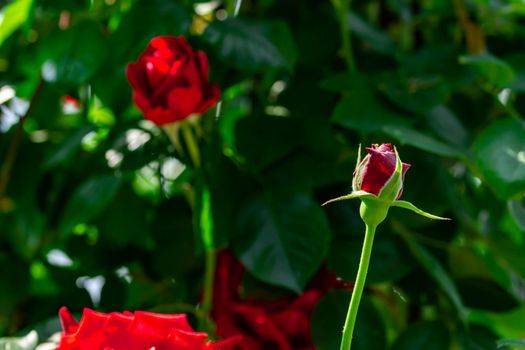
144 56 171 88
197 84 221 115
211 251 347 350
354 143 411 197
359 147 396 195
132 91 152 112
167 86 203 119
57 308 239 350
232 303 292 350
126 62 149 94
150 58 186 106
59 307 79 334
145 107 180 126
195 50 210 82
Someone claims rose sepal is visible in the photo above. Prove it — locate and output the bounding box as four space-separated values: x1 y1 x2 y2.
321 190 376 206
391 200 450 221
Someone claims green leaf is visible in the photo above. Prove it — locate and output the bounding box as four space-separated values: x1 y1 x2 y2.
508 200 525 232
470 307 525 340
7 204 45 260
392 200 450 220
456 277 519 312
0 253 29 314
0 331 37 350
40 21 107 86
473 118 525 199
392 321 450 350
456 324 499 350
379 73 448 114
403 240 468 321
233 190 331 292
498 339 525 349
311 291 387 350
332 89 409 132
328 235 415 283
425 105 468 149
486 236 525 283
0 0 33 45
150 198 197 278
96 186 151 249
506 53 525 93
347 12 396 55
44 125 95 169
459 54 515 88
267 20 298 69
383 125 464 157
110 0 190 63
60 175 122 234
333 90 462 157
234 115 304 172
448 245 512 291
320 72 371 92
203 18 296 71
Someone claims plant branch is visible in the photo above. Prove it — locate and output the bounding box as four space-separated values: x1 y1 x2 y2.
0 79 44 204
332 0 356 72
181 122 201 168
452 0 486 54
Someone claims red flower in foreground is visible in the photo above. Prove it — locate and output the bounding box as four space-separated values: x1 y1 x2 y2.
57 307 238 350
127 36 220 126
212 251 347 350
353 143 411 199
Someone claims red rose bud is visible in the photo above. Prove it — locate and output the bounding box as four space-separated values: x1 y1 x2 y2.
127 36 220 126
57 307 239 350
353 143 410 199
323 143 448 223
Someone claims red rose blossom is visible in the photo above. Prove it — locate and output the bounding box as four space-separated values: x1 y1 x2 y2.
126 36 220 126
353 143 411 199
57 307 239 350
211 251 347 350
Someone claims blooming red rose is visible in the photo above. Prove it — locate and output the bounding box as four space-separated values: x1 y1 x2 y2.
211 251 347 350
352 143 411 199
57 307 239 350
126 36 220 126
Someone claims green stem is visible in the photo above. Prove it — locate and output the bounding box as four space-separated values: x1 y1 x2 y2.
181 122 201 168
199 248 216 332
166 120 215 333
332 0 356 72
340 223 376 350
198 185 216 332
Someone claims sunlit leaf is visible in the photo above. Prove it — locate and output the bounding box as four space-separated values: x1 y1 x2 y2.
0 0 33 45
474 118 525 199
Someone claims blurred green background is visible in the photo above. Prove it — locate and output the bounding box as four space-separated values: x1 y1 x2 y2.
1 0 525 349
